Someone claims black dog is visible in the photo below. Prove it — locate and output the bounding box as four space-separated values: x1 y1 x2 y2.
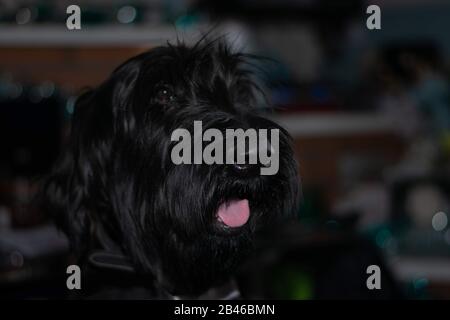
44 39 300 299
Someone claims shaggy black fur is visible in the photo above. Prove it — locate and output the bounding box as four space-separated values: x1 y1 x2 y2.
44 39 300 298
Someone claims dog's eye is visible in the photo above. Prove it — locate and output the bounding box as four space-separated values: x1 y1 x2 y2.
155 86 176 105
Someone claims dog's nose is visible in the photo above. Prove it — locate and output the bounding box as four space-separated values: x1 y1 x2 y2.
227 135 274 177
226 143 259 176
230 162 261 176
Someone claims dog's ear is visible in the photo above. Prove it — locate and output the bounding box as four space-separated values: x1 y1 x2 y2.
43 60 141 253
43 89 107 252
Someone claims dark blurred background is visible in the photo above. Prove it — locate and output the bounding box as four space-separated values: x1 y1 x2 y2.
0 0 449 299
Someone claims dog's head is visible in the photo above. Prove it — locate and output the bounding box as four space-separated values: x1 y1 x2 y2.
45 39 300 295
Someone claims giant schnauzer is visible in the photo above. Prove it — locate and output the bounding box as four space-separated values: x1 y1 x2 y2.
44 39 300 299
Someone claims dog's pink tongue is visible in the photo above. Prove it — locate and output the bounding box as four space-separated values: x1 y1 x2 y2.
218 199 250 228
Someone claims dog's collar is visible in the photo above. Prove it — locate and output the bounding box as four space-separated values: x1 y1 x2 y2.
91 225 241 299
89 250 135 273
88 250 241 300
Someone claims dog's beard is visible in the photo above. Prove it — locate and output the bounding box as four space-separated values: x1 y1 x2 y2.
141 175 260 295
157 224 254 295
129 163 279 295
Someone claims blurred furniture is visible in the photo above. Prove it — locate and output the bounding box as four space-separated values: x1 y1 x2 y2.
0 25 186 91
273 113 405 207
389 256 450 299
